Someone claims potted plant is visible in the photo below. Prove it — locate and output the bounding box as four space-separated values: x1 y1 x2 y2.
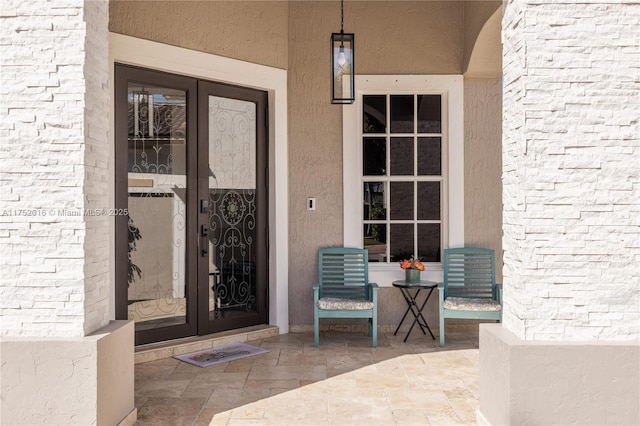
400 257 425 284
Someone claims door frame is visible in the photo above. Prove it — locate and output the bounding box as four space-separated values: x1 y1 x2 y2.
110 33 290 335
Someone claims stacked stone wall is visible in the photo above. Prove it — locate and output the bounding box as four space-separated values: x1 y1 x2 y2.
501 0 640 341
0 0 110 337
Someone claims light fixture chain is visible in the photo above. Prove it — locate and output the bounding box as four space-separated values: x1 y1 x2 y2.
341 0 344 33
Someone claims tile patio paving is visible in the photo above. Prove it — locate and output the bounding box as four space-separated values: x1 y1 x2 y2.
134 328 480 425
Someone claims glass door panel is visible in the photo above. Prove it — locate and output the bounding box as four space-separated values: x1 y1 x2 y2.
207 96 257 320
126 85 188 331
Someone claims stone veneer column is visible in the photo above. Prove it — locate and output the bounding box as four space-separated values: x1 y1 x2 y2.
0 0 134 424
479 1 640 424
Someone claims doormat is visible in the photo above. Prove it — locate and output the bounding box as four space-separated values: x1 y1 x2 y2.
174 343 270 368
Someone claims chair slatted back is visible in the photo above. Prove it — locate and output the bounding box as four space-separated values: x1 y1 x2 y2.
318 247 369 300
443 248 496 299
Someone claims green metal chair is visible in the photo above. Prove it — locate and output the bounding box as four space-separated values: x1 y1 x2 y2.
313 247 379 347
438 247 502 347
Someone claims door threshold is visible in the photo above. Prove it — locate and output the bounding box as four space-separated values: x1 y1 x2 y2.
134 324 279 364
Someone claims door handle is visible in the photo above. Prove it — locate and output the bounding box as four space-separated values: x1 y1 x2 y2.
201 225 209 257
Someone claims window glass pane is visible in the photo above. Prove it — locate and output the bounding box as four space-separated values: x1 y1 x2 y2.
390 223 414 262
390 137 414 176
363 95 386 133
390 182 413 220
361 92 445 265
390 95 414 133
417 95 441 133
418 224 441 262
417 182 440 220
363 182 386 220
417 137 441 176
362 137 386 176
364 224 386 262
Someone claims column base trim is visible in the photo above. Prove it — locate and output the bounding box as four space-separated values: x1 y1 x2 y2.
1 320 134 425
479 324 640 425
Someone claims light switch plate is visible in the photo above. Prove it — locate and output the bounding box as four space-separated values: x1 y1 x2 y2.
307 197 316 211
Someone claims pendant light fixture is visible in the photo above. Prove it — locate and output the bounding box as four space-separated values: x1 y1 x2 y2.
331 0 354 104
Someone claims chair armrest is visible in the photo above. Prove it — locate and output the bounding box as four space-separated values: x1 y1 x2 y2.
496 283 503 305
367 282 379 303
313 284 320 303
437 282 445 302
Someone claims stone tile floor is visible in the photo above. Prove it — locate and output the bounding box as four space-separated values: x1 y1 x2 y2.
134 328 480 425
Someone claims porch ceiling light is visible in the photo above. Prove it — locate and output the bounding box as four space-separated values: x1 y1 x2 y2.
331 0 354 104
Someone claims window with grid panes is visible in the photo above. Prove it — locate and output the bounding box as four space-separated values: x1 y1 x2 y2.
362 94 442 263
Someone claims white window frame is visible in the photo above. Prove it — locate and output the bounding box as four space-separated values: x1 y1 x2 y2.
343 75 464 285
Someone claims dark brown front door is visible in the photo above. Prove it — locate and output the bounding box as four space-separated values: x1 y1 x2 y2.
196 81 268 335
114 65 268 345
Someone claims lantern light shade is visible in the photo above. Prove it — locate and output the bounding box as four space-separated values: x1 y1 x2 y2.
331 32 355 104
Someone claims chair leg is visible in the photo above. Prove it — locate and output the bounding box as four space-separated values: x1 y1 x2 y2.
314 312 320 347
439 311 445 347
372 315 377 348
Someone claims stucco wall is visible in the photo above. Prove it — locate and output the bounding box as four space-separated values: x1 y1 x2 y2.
109 1 503 330
462 1 501 74
109 0 288 70
287 1 465 326
464 77 503 281
347 1 463 74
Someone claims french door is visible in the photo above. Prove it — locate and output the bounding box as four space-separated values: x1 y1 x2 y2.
115 65 268 345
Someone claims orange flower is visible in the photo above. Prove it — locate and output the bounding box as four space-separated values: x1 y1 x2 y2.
400 257 425 270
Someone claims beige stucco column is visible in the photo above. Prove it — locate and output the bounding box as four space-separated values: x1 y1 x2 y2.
0 0 135 424
479 1 640 425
